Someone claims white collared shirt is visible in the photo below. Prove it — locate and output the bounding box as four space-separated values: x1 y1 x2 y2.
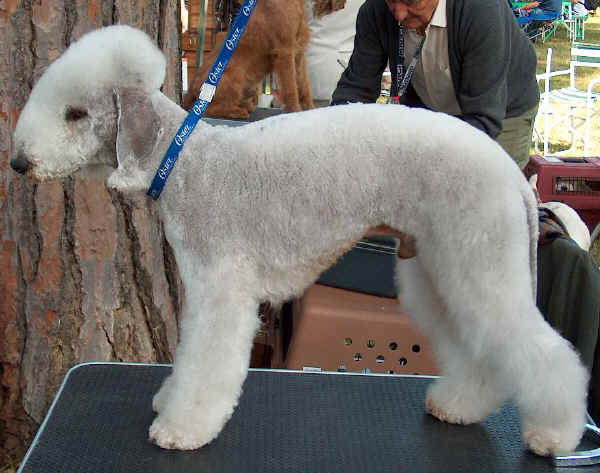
403 0 462 115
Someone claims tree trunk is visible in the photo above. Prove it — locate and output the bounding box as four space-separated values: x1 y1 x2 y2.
0 0 183 464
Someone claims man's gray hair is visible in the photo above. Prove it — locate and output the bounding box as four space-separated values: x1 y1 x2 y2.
386 0 421 6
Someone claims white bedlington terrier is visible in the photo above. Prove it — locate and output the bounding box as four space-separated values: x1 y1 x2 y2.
11 25 589 456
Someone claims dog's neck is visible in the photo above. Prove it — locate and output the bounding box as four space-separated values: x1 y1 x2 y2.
143 91 213 194
153 91 214 146
151 91 190 143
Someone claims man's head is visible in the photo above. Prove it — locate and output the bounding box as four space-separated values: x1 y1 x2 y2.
384 0 439 33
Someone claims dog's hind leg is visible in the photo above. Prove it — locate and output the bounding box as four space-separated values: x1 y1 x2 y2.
397 258 510 425
412 230 588 456
149 257 261 450
203 73 254 119
294 51 314 110
273 50 302 112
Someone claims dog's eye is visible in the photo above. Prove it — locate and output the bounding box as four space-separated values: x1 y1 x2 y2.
65 106 89 121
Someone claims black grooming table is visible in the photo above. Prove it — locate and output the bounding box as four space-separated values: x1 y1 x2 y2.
18 363 600 473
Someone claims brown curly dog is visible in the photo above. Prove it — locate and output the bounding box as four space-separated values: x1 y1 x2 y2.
183 0 314 119
312 0 347 17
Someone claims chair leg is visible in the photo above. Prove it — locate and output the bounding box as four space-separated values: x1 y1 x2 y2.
578 17 585 40
566 106 577 153
543 105 550 156
562 20 572 40
585 78 600 156
539 102 590 157
585 105 591 156
533 114 543 154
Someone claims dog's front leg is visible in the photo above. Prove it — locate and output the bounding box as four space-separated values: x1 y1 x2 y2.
149 269 261 450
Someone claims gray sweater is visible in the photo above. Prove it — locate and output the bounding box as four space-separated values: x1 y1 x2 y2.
332 0 540 138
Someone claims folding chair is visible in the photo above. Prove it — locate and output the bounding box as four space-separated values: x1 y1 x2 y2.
534 43 600 156
512 0 563 42
518 12 560 42
562 0 587 40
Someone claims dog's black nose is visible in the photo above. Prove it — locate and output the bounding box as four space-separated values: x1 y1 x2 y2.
10 152 30 175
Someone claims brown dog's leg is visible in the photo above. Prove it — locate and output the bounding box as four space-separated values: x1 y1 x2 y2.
204 74 252 119
273 50 302 112
295 52 314 110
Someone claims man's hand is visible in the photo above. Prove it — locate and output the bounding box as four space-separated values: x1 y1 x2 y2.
522 2 540 10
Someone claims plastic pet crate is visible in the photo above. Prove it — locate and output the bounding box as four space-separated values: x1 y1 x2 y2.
524 155 600 232
285 284 438 375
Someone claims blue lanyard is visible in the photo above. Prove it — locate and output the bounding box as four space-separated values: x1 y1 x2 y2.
389 24 425 104
147 0 258 200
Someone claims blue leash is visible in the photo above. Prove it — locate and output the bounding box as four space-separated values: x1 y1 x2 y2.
147 0 258 200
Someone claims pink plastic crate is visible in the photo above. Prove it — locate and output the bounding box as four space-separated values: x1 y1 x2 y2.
524 155 600 232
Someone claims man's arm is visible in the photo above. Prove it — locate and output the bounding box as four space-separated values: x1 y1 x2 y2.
331 1 389 105
452 0 515 137
517 1 541 11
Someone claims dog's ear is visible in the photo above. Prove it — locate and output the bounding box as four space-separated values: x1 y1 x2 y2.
108 87 162 192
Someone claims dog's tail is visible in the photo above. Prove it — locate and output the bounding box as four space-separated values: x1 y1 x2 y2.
522 182 539 299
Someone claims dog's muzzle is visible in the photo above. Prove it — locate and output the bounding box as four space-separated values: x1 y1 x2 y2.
10 151 31 175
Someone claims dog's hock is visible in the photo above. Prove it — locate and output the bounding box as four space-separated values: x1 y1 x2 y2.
109 88 163 192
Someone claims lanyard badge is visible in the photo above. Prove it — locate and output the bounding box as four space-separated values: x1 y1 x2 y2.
388 23 425 104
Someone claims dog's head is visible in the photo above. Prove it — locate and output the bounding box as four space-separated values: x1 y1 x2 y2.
11 25 166 184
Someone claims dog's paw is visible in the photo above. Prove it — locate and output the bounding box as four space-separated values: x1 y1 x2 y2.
425 382 494 425
425 395 482 425
149 416 217 450
522 427 578 456
522 415 585 457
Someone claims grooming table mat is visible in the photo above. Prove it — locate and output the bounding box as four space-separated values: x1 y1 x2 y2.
19 363 597 473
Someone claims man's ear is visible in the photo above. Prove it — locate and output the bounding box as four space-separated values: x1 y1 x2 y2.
107 87 162 192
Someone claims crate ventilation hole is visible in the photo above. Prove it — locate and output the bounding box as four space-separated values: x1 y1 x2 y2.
347 338 422 366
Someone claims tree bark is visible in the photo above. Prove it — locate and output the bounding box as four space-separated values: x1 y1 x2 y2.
0 0 183 463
